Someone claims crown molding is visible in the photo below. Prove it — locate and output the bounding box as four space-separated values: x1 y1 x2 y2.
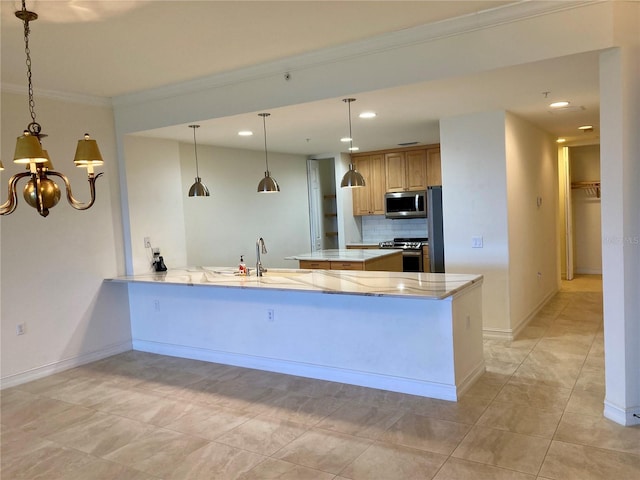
1 83 112 107
112 1 599 109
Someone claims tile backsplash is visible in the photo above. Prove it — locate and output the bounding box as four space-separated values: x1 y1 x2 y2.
361 216 428 243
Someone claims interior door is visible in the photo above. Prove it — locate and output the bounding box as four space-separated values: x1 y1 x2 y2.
562 147 574 280
307 159 323 251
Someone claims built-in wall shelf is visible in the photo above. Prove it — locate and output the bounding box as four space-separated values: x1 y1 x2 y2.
324 213 337 218
324 194 336 199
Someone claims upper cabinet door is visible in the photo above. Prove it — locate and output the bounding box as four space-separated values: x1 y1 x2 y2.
427 148 442 186
369 154 386 214
385 152 406 192
405 150 427 191
352 156 372 215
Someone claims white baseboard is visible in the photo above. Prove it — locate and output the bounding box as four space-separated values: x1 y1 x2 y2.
604 400 640 426
483 289 557 341
455 361 486 399
0 340 132 390
482 327 514 340
133 340 459 401
576 268 603 275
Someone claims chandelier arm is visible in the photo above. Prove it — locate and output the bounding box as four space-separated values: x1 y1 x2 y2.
46 171 104 211
0 172 32 215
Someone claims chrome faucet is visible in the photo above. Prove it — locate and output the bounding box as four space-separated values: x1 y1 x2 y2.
256 237 268 276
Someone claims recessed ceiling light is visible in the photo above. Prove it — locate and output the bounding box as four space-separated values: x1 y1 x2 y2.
578 125 594 131
348 146 359 151
550 101 570 108
238 130 253 136
340 137 352 143
359 112 376 119
557 138 567 143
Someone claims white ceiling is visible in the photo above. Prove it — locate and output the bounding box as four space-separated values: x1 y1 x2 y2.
1 1 600 155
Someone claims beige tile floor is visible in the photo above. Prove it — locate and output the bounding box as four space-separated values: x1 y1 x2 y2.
2 275 640 479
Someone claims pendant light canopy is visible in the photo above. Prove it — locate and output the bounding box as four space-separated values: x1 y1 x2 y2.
340 98 366 189
257 113 280 193
0 0 104 217
187 124 210 197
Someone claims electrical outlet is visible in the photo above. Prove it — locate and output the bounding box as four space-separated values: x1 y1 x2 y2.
144 237 151 248
267 309 275 322
472 236 483 248
154 299 160 312
16 323 26 335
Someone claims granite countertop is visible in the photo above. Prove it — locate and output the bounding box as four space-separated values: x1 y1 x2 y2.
109 267 483 300
285 249 401 262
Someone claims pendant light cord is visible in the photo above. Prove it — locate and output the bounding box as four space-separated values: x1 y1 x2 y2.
347 100 353 152
261 113 270 173
19 0 41 136
190 125 201 178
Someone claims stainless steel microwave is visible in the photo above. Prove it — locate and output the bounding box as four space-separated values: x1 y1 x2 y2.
385 191 427 219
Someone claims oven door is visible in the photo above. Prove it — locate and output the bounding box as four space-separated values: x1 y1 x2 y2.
402 249 423 272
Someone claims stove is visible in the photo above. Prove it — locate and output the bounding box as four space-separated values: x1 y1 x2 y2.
379 237 428 272
379 237 428 250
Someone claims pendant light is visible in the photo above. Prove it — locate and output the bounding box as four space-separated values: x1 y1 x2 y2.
187 124 210 197
0 0 104 217
340 98 366 188
257 113 280 193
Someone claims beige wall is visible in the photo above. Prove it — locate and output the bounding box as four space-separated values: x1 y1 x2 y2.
441 110 560 336
0 92 131 385
505 112 560 333
124 136 188 274
440 110 511 334
178 143 311 268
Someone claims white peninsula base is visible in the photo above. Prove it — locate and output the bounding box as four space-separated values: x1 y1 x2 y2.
118 269 484 401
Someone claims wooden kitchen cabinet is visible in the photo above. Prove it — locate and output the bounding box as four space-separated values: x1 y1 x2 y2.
385 149 428 192
352 154 385 216
299 260 331 269
330 261 364 270
426 148 442 186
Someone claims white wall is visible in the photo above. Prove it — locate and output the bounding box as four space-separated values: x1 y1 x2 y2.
440 111 559 336
124 136 188 274
600 10 640 424
505 112 560 332
570 145 602 274
440 111 511 334
179 143 311 268
1 92 131 386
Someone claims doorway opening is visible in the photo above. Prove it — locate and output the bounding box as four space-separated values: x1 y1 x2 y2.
307 158 338 252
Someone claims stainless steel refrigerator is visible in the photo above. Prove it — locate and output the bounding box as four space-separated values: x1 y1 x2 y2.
427 186 445 273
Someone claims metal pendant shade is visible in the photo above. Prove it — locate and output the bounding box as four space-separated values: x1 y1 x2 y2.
340 165 367 188
13 131 47 164
257 113 280 193
73 134 104 167
340 98 366 189
187 124 210 197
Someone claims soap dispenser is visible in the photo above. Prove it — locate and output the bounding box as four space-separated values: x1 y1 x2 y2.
238 255 246 275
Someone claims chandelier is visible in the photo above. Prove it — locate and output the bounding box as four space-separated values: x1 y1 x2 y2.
0 1 104 218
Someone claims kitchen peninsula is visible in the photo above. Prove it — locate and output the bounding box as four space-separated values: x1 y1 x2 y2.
286 248 402 271
112 268 484 401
